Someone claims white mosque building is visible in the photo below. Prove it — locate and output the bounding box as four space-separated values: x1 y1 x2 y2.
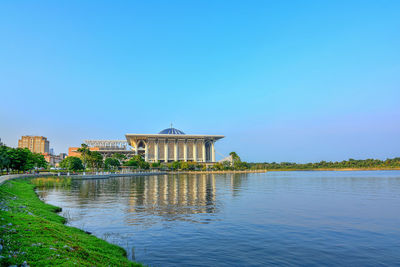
125 127 224 163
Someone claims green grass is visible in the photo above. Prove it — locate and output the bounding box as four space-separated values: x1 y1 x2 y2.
0 178 142 266
30 177 72 188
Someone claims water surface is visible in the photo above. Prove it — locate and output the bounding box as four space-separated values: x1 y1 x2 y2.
38 171 400 266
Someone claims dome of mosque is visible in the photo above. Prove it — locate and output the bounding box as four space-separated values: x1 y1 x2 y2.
158 128 185 134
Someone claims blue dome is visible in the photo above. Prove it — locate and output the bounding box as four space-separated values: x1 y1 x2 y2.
159 128 185 134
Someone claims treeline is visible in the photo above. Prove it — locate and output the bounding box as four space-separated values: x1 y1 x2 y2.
59 153 205 171
212 152 250 170
59 145 249 171
5 142 398 173
248 158 400 170
0 145 47 173
58 146 400 172
59 144 125 171
59 144 147 171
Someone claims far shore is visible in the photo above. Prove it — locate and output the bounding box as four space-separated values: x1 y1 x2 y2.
264 167 400 172
170 170 268 174
3 167 400 179
171 167 400 174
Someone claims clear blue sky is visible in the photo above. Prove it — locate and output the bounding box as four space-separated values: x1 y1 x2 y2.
1 1 399 162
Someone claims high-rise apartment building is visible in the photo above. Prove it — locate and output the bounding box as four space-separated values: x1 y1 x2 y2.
18 136 50 154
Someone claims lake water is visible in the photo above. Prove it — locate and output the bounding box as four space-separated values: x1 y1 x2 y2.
37 171 400 266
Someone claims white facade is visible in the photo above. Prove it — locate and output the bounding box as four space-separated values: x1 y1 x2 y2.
125 128 224 163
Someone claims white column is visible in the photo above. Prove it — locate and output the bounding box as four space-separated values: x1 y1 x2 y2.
193 140 197 162
174 140 178 161
211 141 215 162
164 140 169 162
145 144 148 162
184 140 188 162
202 141 206 162
135 141 138 155
154 141 159 162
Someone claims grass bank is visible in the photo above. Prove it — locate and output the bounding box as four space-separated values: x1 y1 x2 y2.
0 178 142 266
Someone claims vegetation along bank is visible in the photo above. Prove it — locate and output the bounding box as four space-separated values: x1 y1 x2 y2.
0 177 142 266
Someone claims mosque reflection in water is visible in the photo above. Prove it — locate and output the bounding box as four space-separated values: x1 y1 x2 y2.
69 174 237 223
37 174 249 226
128 174 217 219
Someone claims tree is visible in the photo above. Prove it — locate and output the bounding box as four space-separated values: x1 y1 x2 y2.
227 152 250 170
0 146 48 173
212 162 223 170
171 161 181 170
9 148 32 173
88 151 103 170
229 152 241 162
0 146 11 172
104 157 120 170
112 153 127 163
139 161 150 170
59 157 84 171
180 162 189 170
212 161 232 170
123 155 149 169
77 144 91 169
151 161 161 169
31 153 48 169
123 155 141 168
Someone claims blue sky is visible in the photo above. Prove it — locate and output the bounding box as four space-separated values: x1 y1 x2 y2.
0 1 399 162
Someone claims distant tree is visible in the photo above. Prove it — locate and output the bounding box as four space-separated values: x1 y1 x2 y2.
60 157 84 171
112 153 127 163
77 144 91 169
123 155 145 169
0 146 11 172
9 148 32 173
229 152 241 162
159 163 168 170
123 158 139 168
171 161 181 170
151 161 161 169
228 152 249 170
31 153 48 169
139 161 150 170
104 157 120 170
246 157 400 170
212 162 223 171
88 151 103 170
212 161 232 170
222 161 232 169
166 162 174 170
180 162 189 170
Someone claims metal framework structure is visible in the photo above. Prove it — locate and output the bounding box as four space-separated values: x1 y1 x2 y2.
84 140 129 149
82 140 133 158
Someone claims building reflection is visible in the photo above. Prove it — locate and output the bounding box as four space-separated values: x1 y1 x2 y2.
39 173 251 227
127 174 217 223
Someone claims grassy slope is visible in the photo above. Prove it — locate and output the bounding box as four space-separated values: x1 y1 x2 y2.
0 179 142 266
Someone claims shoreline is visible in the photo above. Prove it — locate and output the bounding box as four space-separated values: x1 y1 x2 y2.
264 167 400 172
0 177 142 266
170 170 268 174
2 167 400 182
170 168 400 174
